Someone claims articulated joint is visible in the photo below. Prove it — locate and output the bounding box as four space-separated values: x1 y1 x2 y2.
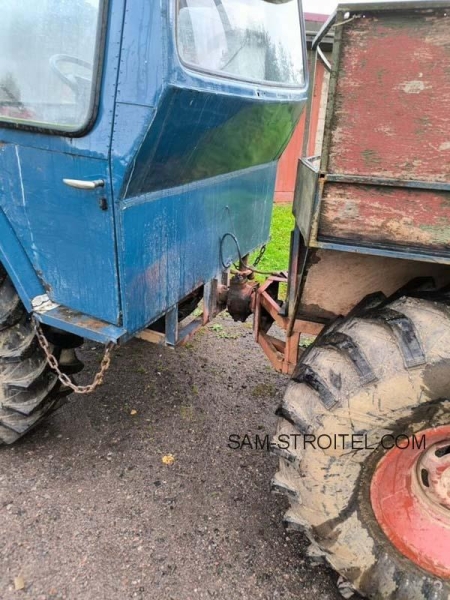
226 274 258 322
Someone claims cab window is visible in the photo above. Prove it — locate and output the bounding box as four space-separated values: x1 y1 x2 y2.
0 0 102 133
177 0 305 88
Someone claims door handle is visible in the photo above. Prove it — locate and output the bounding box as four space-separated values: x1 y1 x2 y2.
63 178 105 190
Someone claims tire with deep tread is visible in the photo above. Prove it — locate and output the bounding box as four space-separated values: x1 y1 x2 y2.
0 265 72 445
272 291 450 599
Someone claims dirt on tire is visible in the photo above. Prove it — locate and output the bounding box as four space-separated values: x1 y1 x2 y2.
0 267 64 445
274 292 450 599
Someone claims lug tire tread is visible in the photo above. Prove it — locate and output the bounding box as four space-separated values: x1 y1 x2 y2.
273 290 450 599
0 266 75 444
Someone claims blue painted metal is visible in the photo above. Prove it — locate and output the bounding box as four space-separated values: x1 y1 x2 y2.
0 0 309 343
120 163 277 334
0 207 44 312
123 90 303 196
0 0 126 324
35 305 129 345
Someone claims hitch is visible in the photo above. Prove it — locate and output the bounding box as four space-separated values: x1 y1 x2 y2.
227 274 258 322
253 274 323 375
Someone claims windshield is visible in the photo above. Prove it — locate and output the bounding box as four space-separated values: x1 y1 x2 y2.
0 0 102 133
177 0 305 87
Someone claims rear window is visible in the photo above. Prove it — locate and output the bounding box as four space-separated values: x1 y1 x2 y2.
0 0 103 133
177 0 305 88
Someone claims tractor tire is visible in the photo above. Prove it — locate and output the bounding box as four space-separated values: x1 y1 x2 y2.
272 291 450 599
0 266 73 445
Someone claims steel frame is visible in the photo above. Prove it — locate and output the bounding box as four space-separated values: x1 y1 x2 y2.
253 274 323 374
310 4 450 265
254 1 450 374
137 277 226 348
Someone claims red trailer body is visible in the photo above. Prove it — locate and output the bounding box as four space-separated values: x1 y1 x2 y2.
320 6 450 252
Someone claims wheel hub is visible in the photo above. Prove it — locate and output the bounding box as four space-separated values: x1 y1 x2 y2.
417 440 450 512
371 426 450 579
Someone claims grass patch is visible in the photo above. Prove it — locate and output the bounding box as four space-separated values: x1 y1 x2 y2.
251 383 276 398
208 322 240 339
251 204 294 282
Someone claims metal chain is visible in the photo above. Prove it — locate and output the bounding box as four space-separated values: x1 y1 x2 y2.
253 244 266 267
33 317 115 395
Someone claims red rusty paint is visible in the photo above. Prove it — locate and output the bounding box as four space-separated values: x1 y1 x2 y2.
327 9 450 182
275 116 305 203
308 58 326 157
275 52 326 203
304 12 329 23
320 183 450 249
371 426 450 578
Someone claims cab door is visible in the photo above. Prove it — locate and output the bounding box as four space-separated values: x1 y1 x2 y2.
0 0 122 324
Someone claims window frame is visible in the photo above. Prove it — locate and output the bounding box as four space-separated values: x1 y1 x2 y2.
175 0 306 91
0 0 109 138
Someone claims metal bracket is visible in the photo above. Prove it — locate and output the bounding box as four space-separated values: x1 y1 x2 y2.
136 278 227 348
253 274 323 374
32 294 60 313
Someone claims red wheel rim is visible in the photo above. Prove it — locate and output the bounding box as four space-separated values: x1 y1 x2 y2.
370 425 450 578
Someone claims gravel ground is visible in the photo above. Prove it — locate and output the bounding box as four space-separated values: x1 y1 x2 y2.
1 315 344 600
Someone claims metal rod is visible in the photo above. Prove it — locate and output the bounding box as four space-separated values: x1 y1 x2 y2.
312 10 337 50
317 47 332 72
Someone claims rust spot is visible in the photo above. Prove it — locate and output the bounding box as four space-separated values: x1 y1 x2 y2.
35 270 52 293
53 306 111 332
327 9 450 182
361 149 382 167
320 183 450 251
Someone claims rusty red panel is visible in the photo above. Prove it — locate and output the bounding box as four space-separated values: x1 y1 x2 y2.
326 8 450 182
275 114 305 203
275 53 326 203
320 183 450 250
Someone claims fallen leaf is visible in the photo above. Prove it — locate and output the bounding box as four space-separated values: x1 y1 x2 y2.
130 409 137 416
162 454 175 466
14 576 25 591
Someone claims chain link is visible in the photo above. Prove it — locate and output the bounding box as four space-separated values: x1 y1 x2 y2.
253 244 266 267
33 317 115 395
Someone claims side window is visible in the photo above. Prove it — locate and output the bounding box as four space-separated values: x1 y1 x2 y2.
177 0 305 88
0 0 103 133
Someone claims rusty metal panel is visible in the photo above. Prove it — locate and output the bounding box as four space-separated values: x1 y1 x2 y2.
325 6 450 180
317 4 450 254
294 158 320 243
320 182 450 249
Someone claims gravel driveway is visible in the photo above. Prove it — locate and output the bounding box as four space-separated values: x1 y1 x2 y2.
1 315 343 600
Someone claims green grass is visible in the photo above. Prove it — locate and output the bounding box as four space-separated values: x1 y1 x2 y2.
251 204 294 281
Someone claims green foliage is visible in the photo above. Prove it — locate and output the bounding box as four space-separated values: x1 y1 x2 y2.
251 204 294 281
251 382 276 398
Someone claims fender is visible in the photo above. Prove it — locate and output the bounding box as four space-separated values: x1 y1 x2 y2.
0 208 44 312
